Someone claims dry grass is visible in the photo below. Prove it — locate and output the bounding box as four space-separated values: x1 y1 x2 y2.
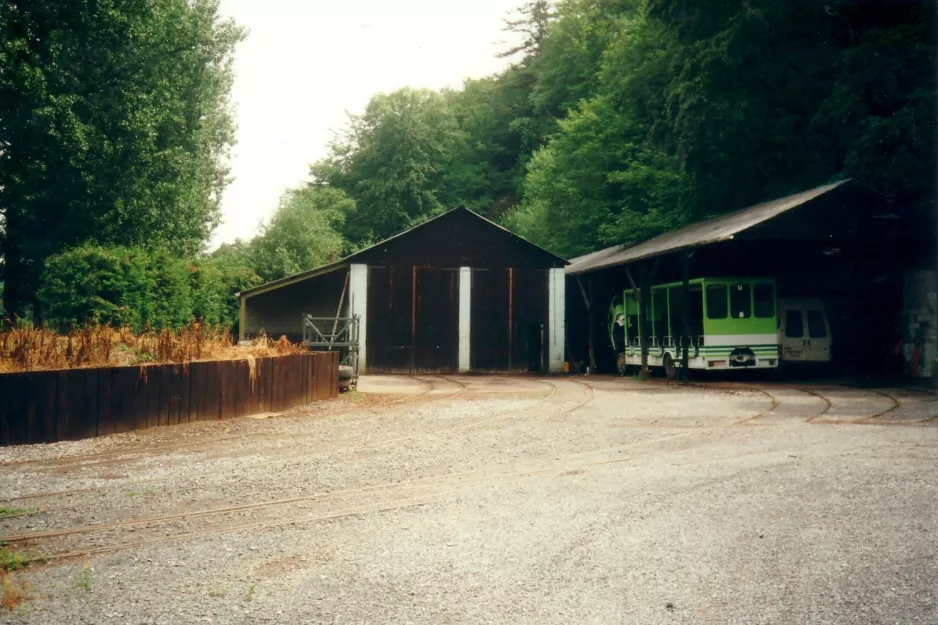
1 571 29 612
0 322 305 374
0 548 32 612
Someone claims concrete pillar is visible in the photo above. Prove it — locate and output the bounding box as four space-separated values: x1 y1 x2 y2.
548 268 565 372
458 267 472 372
349 264 368 373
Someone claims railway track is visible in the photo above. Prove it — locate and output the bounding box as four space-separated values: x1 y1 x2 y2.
3 377 935 563
5 399 783 560
0 376 559 519
0 375 451 475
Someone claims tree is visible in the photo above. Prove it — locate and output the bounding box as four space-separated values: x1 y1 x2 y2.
0 0 244 321
311 88 462 247
498 0 556 60
249 186 350 282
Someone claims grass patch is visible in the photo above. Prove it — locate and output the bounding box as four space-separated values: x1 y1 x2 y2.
244 582 255 602
1 571 30 612
207 588 226 598
0 548 31 572
1 548 34 612
0 507 29 519
74 564 93 592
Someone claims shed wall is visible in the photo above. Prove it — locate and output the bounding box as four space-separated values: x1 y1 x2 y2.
243 269 348 342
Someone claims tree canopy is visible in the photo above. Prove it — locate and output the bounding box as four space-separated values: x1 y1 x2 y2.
308 0 935 259
2 0 933 327
0 0 244 320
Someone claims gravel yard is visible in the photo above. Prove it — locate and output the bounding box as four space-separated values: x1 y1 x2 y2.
1 375 936 624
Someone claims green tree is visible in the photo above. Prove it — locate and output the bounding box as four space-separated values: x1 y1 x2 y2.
0 0 244 321
249 186 350 282
311 88 462 247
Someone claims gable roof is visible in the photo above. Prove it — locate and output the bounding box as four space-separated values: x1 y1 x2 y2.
566 180 850 276
239 206 567 298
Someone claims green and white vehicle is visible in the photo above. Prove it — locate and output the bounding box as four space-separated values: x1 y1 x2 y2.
609 277 779 378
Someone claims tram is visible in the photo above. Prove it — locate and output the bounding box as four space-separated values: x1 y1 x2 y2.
609 277 779 378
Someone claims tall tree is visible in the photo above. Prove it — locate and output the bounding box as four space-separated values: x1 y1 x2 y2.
0 0 244 320
311 88 462 247
498 0 556 60
249 186 350 282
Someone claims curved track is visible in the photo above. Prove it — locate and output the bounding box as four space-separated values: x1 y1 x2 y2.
2 375 935 563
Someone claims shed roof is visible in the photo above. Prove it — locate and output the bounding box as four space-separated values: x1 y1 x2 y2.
239 206 567 298
565 180 850 276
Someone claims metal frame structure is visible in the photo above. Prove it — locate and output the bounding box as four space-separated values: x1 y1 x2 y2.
302 315 360 379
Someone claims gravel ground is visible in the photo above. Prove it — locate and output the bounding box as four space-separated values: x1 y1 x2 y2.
1 374 936 624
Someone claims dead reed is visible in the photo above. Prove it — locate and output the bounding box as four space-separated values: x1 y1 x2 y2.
0 322 304 374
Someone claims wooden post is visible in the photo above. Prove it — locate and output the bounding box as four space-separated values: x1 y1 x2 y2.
238 296 247 342
411 266 417 373
576 277 597 374
681 249 691 381
625 266 649 378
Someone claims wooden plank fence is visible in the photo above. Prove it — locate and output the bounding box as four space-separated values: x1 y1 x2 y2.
0 352 338 446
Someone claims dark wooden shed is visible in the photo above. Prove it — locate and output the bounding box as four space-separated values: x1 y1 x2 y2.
238 207 568 374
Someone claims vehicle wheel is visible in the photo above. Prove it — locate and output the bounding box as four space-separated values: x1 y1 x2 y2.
663 353 677 381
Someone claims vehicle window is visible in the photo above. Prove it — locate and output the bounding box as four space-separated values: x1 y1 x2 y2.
706 284 727 319
753 284 774 318
785 310 804 338
731 284 751 318
807 310 827 338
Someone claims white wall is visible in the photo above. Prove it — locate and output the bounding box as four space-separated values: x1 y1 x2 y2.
459 267 472 373
349 264 368 373
548 268 565 372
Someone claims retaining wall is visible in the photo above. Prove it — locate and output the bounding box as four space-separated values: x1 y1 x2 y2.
0 352 339 446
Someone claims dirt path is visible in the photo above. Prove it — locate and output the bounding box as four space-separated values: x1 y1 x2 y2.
1 375 936 624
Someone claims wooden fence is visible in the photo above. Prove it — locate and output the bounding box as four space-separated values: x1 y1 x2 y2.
0 352 338 446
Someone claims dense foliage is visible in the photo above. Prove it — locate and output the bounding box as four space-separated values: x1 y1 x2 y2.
308 0 934 258
37 244 253 331
2 0 933 327
0 0 244 320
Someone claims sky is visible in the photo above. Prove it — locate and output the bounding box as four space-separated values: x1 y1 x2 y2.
212 0 520 247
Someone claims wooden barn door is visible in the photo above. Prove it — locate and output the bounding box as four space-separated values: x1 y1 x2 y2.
367 265 458 373
471 268 549 372
367 266 412 372
413 267 458 373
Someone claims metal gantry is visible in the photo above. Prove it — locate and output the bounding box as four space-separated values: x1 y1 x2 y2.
302 314 360 379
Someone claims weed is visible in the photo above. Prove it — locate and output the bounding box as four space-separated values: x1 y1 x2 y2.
122 488 154 498
74 564 93 592
0 548 30 572
208 588 226 598
0 322 306 374
243 583 255 602
1 571 30 612
1 549 33 612
0 507 28 519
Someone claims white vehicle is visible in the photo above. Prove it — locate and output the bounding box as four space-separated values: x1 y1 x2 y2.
778 298 832 366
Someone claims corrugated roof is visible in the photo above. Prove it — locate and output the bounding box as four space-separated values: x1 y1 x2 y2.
238 205 567 298
566 180 849 276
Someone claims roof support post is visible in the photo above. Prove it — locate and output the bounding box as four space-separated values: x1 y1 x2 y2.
638 266 650 378
576 276 597 374
238 296 247 342
349 264 368 374
681 250 691 381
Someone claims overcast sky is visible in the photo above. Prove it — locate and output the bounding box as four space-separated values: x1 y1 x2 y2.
213 0 519 247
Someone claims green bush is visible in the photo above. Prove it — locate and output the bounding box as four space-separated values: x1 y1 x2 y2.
37 244 259 332
39 245 149 330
